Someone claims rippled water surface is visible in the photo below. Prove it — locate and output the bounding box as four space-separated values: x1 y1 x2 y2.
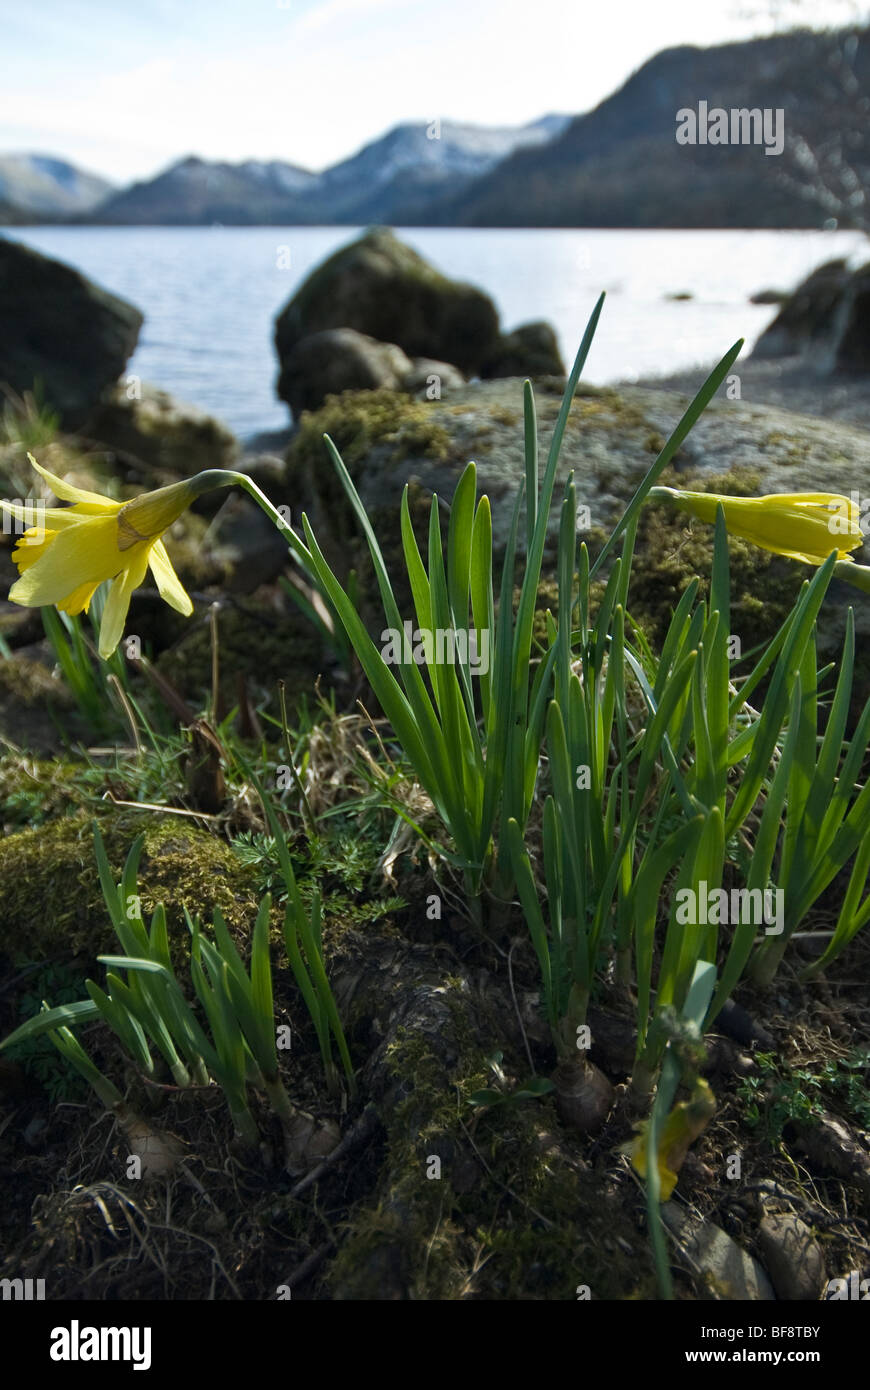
5 225 865 438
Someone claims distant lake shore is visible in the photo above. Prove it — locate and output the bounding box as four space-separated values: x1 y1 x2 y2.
3 225 867 439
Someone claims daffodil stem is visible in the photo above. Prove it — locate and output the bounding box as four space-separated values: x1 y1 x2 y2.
229 472 314 569
833 560 870 595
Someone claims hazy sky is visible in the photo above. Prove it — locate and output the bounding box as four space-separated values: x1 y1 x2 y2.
0 0 862 182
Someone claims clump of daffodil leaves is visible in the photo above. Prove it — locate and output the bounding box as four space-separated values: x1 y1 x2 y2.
5 308 870 1301
4 455 868 661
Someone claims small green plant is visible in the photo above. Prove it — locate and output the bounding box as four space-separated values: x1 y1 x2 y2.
738 1048 870 1143
468 1050 555 1111
738 1052 826 1141
0 822 354 1172
5 960 90 1102
0 385 60 455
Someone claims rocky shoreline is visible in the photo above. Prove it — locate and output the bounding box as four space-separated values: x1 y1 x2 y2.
623 355 870 433
3 228 870 741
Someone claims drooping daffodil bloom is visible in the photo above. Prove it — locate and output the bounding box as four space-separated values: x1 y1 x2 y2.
2 455 237 658
628 1077 716 1202
648 487 864 566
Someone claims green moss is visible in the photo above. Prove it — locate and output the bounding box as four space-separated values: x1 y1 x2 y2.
763 431 812 464
329 1018 493 1299
289 389 456 483
0 810 260 967
0 754 85 828
574 390 651 431
330 995 652 1300
485 405 521 428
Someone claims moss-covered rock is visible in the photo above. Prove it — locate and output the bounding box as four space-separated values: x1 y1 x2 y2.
85 381 239 478
287 380 870 719
326 927 652 1300
0 811 260 966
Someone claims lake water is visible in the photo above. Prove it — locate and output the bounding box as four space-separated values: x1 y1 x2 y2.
4 226 867 441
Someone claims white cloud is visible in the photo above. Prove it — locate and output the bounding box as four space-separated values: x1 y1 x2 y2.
0 0 863 181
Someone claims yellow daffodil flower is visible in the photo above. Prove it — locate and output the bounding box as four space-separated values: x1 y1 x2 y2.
2 455 235 659
628 1078 716 1201
649 487 864 566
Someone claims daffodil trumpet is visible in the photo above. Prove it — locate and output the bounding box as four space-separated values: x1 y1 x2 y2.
1 457 246 659
648 485 865 567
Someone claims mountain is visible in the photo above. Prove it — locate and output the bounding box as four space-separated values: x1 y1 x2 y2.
13 24 869 230
90 116 572 225
0 154 115 218
311 116 572 223
93 155 318 224
0 199 29 226
418 27 870 227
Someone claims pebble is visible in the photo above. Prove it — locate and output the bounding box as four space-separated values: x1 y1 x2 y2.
758 1212 827 1301
661 1203 775 1300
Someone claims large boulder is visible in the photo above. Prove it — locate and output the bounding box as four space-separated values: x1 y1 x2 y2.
285 380 870 726
0 236 142 427
751 259 862 370
834 263 870 373
85 380 239 478
278 327 412 416
481 321 566 379
274 229 500 396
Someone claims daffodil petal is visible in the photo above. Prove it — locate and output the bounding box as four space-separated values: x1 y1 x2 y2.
664 488 863 563
1 501 101 528
57 581 101 616
8 516 128 607
148 540 193 616
99 550 150 659
27 454 119 511
12 528 59 573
